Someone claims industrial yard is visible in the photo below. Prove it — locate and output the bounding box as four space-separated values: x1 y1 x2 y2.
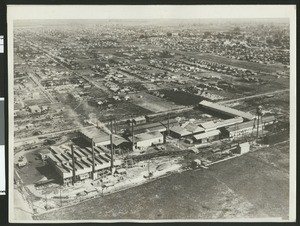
12 17 291 221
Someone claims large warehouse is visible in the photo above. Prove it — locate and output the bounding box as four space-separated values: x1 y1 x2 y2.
199 100 255 121
46 145 122 185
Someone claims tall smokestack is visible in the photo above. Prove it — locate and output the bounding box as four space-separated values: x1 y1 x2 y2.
110 120 114 172
131 121 135 151
91 139 95 173
71 144 76 185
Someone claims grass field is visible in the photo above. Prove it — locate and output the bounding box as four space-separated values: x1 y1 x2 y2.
198 53 287 73
35 141 289 221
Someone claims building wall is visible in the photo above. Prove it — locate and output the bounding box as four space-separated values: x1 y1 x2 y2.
136 136 163 148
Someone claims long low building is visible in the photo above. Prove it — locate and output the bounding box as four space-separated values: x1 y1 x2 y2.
193 130 221 143
47 145 122 185
199 100 255 121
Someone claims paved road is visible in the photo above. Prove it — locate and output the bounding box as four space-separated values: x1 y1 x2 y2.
217 89 289 104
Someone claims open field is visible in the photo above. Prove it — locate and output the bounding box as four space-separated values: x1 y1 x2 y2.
160 90 205 106
128 92 185 113
35 142 289 220
198 53 287 73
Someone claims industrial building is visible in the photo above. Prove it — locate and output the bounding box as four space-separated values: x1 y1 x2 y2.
128 131 164 149
199 100 255 121
223 115 276 138
193 129 221 143
170 122 205 138
128 118 179 135
79 127 129 148
46 145 122 185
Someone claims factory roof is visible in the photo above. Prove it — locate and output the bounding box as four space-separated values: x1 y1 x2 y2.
226 120 255 132
199 100 254 121
80 127 110 144
170 126 190 136
200 121 216 131
132 118 179 134
129 131 163 143
261 115 276 123
193 130 220 140
184 123 205 133
214 117 244 128
80 128 127 146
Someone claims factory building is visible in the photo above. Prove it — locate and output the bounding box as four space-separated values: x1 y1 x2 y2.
213 117 244 129
223 115 276 139
193 130 221 143
79 127 129 148
169 123 205 138
128 131 164 149
199 100 254 121
46 145 122 185
128 118 179 135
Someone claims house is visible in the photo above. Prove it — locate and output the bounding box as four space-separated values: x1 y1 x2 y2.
28 105 41 114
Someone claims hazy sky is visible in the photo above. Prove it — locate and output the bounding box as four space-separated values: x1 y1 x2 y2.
7 5 295 20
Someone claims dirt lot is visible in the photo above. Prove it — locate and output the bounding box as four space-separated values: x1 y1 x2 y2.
35 142 289 220
128 92 185 113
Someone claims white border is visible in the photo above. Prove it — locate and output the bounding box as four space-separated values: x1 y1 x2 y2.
7 5 297 223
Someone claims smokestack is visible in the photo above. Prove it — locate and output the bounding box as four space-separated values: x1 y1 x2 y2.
131 121 135 151
110 120 114 172
91 139 95 173
71 144 76 185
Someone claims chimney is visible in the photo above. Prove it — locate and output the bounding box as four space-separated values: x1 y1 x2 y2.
71 144 76 185
110 120 114 172
91 139 95 173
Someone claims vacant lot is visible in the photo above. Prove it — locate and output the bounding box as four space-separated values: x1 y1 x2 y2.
161 90 205 106
35 142 289 220
128 92 184 113
198 53 287 73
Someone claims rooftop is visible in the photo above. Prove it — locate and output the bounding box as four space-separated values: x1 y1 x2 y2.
129 131 163 143
193 130 220 140
199 100 254 121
